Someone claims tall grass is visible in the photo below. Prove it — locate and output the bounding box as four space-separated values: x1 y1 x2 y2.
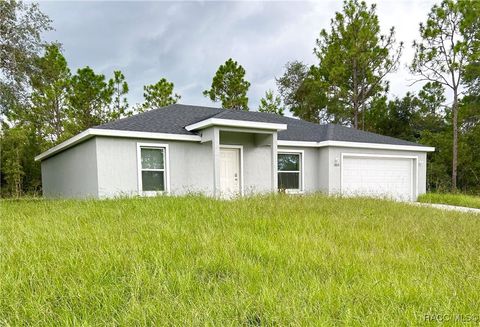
1 194 479 325
418 192 480 209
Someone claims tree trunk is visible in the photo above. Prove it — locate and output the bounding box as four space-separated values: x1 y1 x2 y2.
452 90 458 192
353 59 358 129
14 147 22 197
54 97 62 141
354 106 358 128
361 105 365 130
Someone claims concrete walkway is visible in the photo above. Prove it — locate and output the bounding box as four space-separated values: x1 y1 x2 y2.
412 202 480 215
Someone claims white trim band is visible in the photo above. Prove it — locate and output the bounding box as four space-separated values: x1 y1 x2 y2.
90 128 201 142
185 118 287 132
35 128 434 162
277 140 435 152
35 128 201 161
276 140 319 148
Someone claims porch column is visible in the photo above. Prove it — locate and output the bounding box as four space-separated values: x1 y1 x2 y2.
212 127 220 197
271 132 278 192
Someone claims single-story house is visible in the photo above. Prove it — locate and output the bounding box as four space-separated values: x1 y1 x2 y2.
35 104 435 200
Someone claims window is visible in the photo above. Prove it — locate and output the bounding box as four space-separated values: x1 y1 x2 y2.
278 152 302 191
138 144 168 193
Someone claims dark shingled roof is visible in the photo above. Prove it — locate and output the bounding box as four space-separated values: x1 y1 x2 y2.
95 104 425 147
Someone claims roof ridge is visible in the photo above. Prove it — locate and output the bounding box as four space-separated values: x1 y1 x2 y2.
94 104 176 129
193 107 225 122
210 108 325 126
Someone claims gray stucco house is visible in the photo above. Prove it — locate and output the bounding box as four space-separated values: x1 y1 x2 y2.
35 104 434 200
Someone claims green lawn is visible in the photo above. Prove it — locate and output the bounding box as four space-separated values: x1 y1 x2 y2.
1 195 479 325
418 192 480 209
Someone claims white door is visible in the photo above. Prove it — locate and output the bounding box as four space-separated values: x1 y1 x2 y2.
220 148 241 197
342 155 414 201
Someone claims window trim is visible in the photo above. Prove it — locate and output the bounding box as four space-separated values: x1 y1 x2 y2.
136 142 170 196
277 149 304 194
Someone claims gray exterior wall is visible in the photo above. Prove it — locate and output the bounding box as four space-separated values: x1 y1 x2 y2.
95 136 214 198
41 138 98 198
41 134 429 200
95 132 275 198
318 148 330 193
271 145 427 199
220 131 273 194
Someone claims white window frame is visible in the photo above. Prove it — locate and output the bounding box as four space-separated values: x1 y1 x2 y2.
277 149 304 194
136 142 170 196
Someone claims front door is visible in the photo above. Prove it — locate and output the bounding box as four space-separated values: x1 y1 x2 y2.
219 147 240 197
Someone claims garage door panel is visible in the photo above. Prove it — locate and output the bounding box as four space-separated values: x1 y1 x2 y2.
342 156 413 201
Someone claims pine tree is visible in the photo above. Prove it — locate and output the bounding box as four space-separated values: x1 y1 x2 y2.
203 58 250 111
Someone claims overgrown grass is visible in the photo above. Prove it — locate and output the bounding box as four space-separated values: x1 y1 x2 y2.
418 192 480 209
1 194 479 325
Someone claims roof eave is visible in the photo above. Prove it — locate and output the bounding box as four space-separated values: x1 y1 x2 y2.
35 128 435 162
35 128 202 161
277 140 435 152
35 129 94 161
185 118 287 132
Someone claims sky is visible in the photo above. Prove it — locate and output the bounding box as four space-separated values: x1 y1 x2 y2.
39 0 438 113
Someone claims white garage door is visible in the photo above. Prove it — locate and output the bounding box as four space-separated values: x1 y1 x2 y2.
342 155 415 201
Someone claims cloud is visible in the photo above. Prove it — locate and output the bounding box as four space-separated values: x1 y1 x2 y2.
39 0 436 112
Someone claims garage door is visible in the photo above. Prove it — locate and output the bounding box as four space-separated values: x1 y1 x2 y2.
342 155 414 201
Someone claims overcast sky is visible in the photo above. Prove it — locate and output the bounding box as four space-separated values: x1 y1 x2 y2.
39 0 437 113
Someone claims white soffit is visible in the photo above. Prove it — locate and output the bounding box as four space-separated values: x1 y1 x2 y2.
277 140 435 152
185 118 287 132
35 128 201 161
